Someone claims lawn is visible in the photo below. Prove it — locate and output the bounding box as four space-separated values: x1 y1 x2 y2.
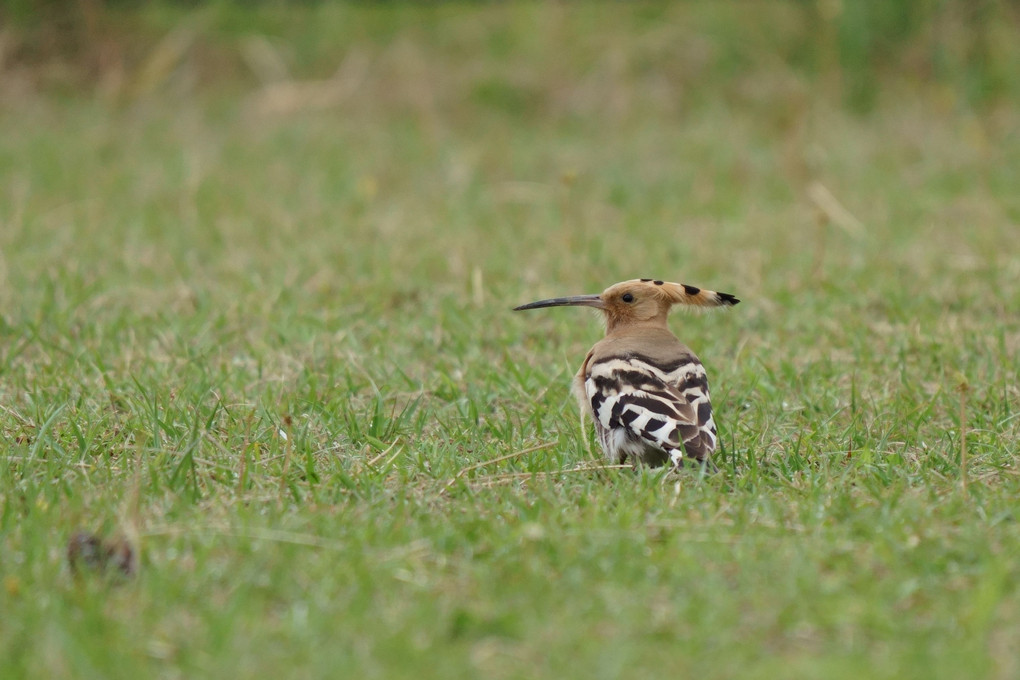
1 3 1019 678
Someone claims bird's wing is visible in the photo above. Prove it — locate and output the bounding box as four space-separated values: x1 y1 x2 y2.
662 355 718 462
585 354 716 463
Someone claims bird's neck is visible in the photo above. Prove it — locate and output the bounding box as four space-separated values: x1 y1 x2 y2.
604 316 671 337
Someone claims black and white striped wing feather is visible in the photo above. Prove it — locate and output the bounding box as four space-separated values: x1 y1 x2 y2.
584 355 717 467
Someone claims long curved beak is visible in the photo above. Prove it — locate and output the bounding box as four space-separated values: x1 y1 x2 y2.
513 294 605 311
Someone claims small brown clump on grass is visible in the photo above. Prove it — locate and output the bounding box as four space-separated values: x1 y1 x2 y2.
67 531 137 579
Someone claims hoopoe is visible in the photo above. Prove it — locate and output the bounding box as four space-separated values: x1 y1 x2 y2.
515 279 739 470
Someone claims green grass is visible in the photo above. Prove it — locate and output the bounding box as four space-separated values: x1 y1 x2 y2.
2 3 1020 678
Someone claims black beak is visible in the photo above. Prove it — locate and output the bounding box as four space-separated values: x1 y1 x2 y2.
513 294 605 311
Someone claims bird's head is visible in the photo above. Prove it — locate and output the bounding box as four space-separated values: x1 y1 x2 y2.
514 278 739 333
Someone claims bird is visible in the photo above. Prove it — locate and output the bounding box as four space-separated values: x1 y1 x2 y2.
514 278 739 470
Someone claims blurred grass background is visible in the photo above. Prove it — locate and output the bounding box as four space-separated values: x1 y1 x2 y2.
2 1 1019 678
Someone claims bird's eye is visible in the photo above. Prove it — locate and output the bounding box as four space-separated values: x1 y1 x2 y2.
622 293 635 303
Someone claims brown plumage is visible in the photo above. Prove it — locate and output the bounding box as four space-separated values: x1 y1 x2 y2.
515 279 739 469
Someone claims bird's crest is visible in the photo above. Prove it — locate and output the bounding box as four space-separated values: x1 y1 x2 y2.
612 279 739 308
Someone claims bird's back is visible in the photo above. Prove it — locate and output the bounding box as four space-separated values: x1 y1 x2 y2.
575 326 718 467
